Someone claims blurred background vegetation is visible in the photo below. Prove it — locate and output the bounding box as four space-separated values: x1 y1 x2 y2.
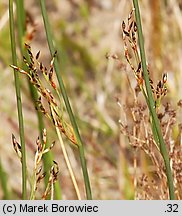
0 0 181 199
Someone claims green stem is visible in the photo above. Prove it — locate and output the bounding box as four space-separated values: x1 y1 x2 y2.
39 0 92 199
132 0 175 199
16 0 25 48
9 0 27 199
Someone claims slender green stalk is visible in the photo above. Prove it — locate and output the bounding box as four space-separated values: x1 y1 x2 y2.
15 0 62 199
39 0 92 199
16 0 25 48
132 0 175 199
0 159 10 199
9 0 27 199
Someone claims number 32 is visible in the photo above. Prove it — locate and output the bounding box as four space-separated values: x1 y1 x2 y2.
166 204 178 212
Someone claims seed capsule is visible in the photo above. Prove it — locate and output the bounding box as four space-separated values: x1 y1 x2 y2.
163 73 167 83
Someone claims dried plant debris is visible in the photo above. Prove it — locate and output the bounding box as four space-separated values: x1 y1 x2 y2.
136 175 168 200
119 100 182 199
116 10 182 199
10 44 77 145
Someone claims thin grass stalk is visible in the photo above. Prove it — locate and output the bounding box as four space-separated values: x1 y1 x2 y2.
0 159 10 199
15 0 25 48
132 0 175 199
9 0 27 199
39 0 92 199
